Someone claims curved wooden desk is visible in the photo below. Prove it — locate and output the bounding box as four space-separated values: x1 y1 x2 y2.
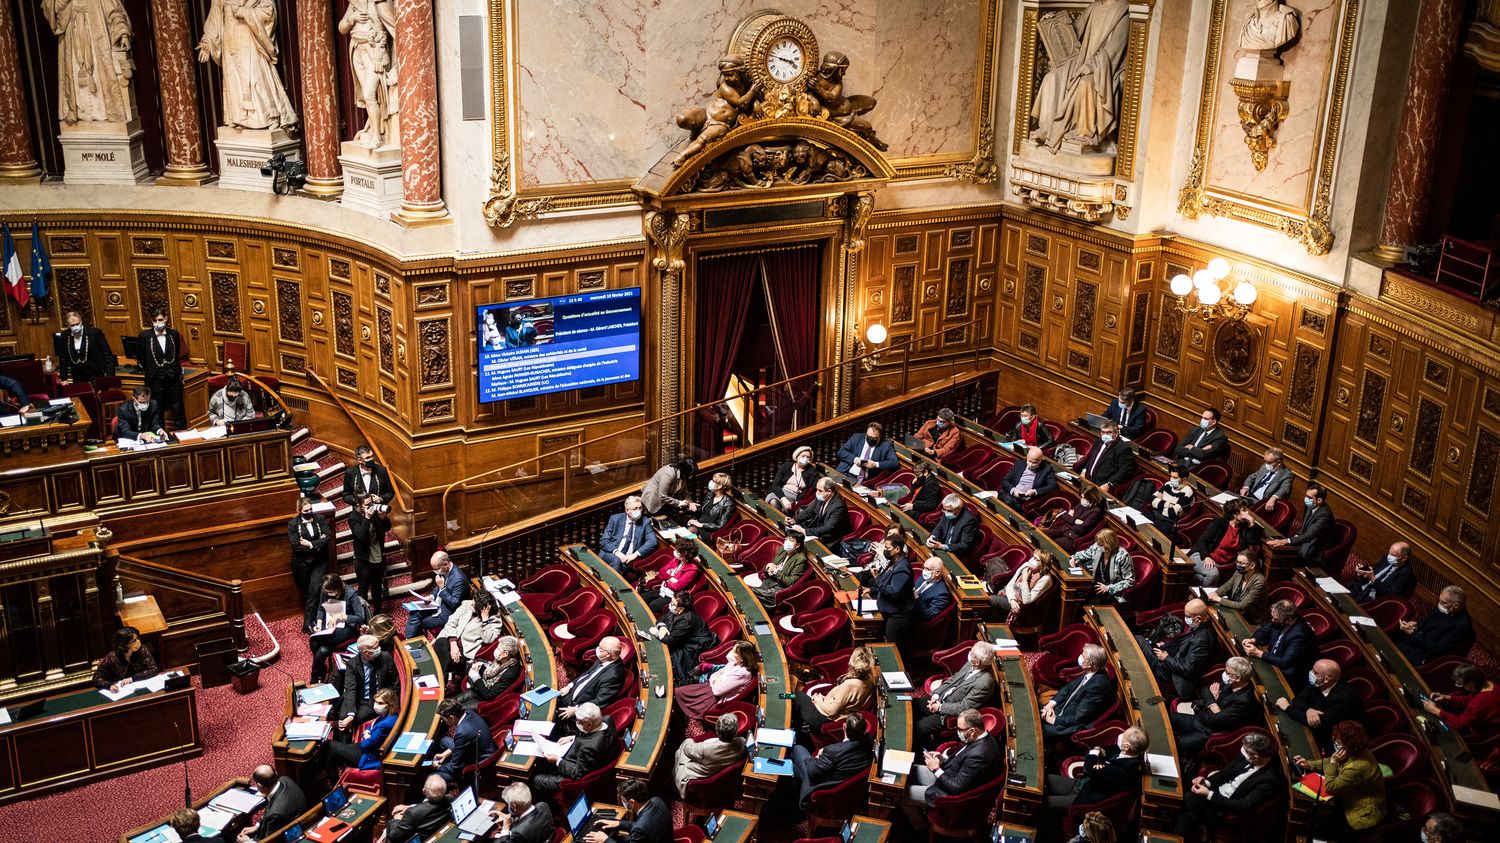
480 577 559 777
382 637 444 797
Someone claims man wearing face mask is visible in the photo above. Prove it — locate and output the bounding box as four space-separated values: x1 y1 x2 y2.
927 494 980 559
1396 585 1475 666
135 307 186 429
343 445 396 605
1348 541 1417 604
52 309 115 385
1267 483 1333 562
338 634 398 733
115 385 167 442
1175 731 1283 838
288 496 332 633
916 642 996 751
1044 726 1149 817
598 495 657 574
1077 420 1135 494
1238 447 1293 506
912 407 962 463
1007 403 1055 450
403 551 469 638
1147 464 1195 536
901 459 943 515
555 636 627 725
999 446 1057 509
1243 599 1316 690
902 708 1003 830
433 698 498 785
1274 658 1363 751
1101 387 1148 440
1420 812 1464 843
835 421 897 482
1169 656 1258 757
1040 644 1114 741
532 702 615 801
1138 598 1213 700
752 531 811 607
914 557 953 621
788 477 851 549
1174 407 1229 467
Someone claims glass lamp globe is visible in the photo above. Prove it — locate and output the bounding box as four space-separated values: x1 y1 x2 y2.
1197 284 1222 306
1170 274 1193 296
1208 257 1231 279
1233 281 1258 305
865 323 888 345
1193 270 1214 291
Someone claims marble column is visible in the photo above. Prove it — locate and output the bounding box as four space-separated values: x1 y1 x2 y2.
151 0 213 185
297 0 343 198
393 0 449 224
0 0 41 183
1374 0 1465 263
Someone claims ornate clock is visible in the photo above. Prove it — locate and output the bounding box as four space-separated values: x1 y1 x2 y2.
733 12 819 94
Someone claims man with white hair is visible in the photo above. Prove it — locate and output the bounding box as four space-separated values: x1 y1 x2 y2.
1397 585 1475 666
1170 655 1258 756
902 708 1003 829
598 495 656 573
916 641 997 750
673 712 746 796
926 494 980 557
531 701 617 801
490 781 555 843
378 774 451 842
1041 643 1115 741
914 557 953 621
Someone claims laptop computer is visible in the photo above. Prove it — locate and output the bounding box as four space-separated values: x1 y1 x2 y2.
322 786 349 815
449 785 497 836
567 794 597 838
282 824 304 843
1082 412 1112 430
840 820 856 843
704 813 723 839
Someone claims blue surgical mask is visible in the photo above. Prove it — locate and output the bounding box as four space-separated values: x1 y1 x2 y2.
934 420 946 430
1421 831 1431 843
782 539 795 552
1221 671 1232 685
1168 479 1181 489
944 511 958 520
1304 496 1315 508
1386 554 1398 565
1100 433 1114 443
1307 670 1319 687
1200 419 1212 429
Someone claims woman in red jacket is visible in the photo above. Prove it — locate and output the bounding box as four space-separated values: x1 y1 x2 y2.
1423 663 1500 739
646 540 703 614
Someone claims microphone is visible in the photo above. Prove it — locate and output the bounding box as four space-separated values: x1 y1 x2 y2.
173 718 192 808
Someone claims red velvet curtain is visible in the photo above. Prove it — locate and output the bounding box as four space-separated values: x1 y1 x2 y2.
761 243 822 433
694 252 759 455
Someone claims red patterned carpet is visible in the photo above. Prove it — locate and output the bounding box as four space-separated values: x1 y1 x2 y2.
0 614 325 841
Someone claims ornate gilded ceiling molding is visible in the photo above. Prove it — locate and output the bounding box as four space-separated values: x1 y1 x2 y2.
942 0 1000 185
1176 0 1359 256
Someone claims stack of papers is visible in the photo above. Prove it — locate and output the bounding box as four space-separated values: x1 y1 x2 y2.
392 732 432 755
1146 753 1179 778
993 637 1022 657
284 718 331 741
1348 615 1378 628
513 719 554 737
659 527 697 541
882 671 913 691
1192 586 1218 599
1108 506 1149 527
743 573 763 588
755 727 796 747
201 426 229 440
99 671 182 701
297 702 332 718
851 485 876 496
855 599 879 614
196 806 238 835
821 555 849 567
175 429 205 442
1210 491 1241 504
880 749 916 776
1314 577 1350 595
208 787 266 814
298 683 340 704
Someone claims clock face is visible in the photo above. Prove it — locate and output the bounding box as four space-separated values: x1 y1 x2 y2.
767 36 804 82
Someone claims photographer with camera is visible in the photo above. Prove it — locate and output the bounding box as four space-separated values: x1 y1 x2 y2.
342 445 394 608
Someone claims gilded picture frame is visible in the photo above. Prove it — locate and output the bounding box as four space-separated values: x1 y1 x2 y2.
483 0 1002 228
1176 0 1361 256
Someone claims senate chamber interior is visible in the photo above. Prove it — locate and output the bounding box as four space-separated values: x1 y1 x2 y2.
2 1 1500 842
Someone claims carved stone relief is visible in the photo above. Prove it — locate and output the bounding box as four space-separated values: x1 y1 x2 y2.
578 270 606 291
1151 366 1177 390
419 318 452 387
207 240 236 261
1299 309 1326 334
276 279 302 343
1026 234 1049 256
132 237 165 257
272 247 298 269
1019 331 1041 352
1287 342 1319 418
1410 397 1443 478
1466 428 1499 510
422 398 455 423
1129 293 1149 354
1022 263 1046 324
1423 359 1450 389
1077 249 1102 272
1347 452 1373 482
1457 520 1485 555
1354 370 1386 446
51 235 85 255
1156 297 1183 363
381 384 397 408
1071 280 1097 343
280 353 306 373
374 273 390 296
57 267 92 323
336 367 358 389
1402 485 1429 518
945 258 971 318
1211 319 1257 386
1067 350 1091 373
1282 421 1309 451
895 235 919 255
210 270 241 335
1367 333 1391 361
892 265 915 323
416 283 450 308
377 307 394 374
332 291 355 357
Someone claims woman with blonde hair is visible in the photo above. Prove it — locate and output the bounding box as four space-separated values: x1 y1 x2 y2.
1071 528 1134 604
688 471 736 537
1066 811 1116 843
792 645 879 735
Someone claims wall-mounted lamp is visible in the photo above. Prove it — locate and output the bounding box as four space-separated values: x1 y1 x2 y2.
855 322 888 371
1169 257 1257 322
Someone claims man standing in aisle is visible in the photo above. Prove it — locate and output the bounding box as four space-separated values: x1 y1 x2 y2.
343 445 394 608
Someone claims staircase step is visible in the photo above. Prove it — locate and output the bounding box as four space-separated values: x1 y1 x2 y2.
334 536 402 562
289 427 311 445
297 443 329 462
316 461 346 481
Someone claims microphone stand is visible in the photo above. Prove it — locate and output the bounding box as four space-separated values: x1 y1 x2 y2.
174 718 192 808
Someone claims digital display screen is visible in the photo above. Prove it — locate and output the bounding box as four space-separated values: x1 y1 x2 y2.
476 288 642 403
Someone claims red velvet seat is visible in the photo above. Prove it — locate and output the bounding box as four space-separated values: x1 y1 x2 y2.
1118 555 1160 619
478 693 520 729
1134 428 1177 455
810 647 856 683
1320 519 1358 569
706 616 741 649
774 580 834 618
1302 610 1336 641
554 749 621 809
549 590 605 629
1195 461 1232 489
1416 654 1466 689
557 612 617 670
693 591 727 621
682 740 744 816
1256 497 1295 533
843 507 869 538
949 447 997 478
1372 734 1428 783
1365 596 1414 632
987 407 1021 433
460 721 508 793
1363 702 1404 738
737 536 783 572
1319 639 1365 669
784 608 851 665
814 710 878 750
675 827 707 843
1063 786 1136 839
929 771 1005 838
805 768 867 829
603 698 637 736
905 601 956 662
1200 727 1270 767
338 767 383 796
1373 780 1442 840
700 701 756 737
1265 583 1308 609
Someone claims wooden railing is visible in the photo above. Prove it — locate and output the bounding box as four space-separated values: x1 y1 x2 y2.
115 553 246 663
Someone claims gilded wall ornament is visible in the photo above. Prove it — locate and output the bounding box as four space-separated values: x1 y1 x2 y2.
1229 79 1290 172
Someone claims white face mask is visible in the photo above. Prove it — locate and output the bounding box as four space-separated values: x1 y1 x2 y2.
1020 415 1033 425
70 323 83 333
797 456 810 467
1332 742 1343 753
596 647 609 662
1221 671 1233 685
1438 603 1455 615
707 480 718 492
943 510 958 520
626 509 641 522
1200 419 1212 429
136 402 150 412
783 539 796 552
1385 554 1398 565
154 320 167 331
1241 747 1254 763
1168 479 1181 489
1100 433 1114 443
925 569 942 582
1077 654 1088 669
373 703 389 715
1307 670 1320 687
1304 496 1316 507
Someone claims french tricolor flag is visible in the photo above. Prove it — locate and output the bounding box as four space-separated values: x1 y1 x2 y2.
1 223 25 309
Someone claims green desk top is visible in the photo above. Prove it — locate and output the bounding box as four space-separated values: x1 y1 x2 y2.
707 809 759 842
733 492 862 593
1212 607 1316 761
490 587 558 770
870 643 910 789
1297 568 1494 797
691 537 792 763
847 815 894 842
1088 606 1182 799
568 546 671 775
260 792 384 843
3 674 189 727
984 623 1042 791
385 639 443 765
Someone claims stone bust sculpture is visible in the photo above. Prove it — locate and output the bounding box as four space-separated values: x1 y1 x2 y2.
42 0 136 124
1240 0 1301 52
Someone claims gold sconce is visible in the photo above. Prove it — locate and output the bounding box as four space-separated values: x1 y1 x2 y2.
1169 258 1258 322
855 322 887 371
1229 78 1289 172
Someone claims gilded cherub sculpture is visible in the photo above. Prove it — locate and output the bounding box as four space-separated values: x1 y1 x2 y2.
810 52 887 151
672 56 761 168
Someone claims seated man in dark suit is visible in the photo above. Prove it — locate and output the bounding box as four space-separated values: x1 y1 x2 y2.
533 703 617 802
116 385 167 442
999 446 1057 509
1041 644 1115 743
490 782 555 843
1174 407 1229 467
1238 447 1294 507
1043 725 1148 817
378 775 452 843
787 477 851 547
598 495 657 573
926 494 980 559
433 698 498 785
1397 585 1475 665
1348 541 1417 603
556 636 628 724
1169 656 1258 757
1137 599 1213 701
1076 420 1135 494
338 634 398 733
1101 387 1148 440
1175 732 1284 839
1242 599 1317 691
790 713 877 809
916 642 997 751
0 373 33 414
913 557 953 621
835 421 899 483
235 764 307 843
168 808 224 843
403 551 470 638
901 708 1004 829
584 779 670 843
1274 659 1364 751
1267 483 1333 562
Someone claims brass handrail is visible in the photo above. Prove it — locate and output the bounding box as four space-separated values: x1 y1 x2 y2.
438 316 984 542
303 367 416 516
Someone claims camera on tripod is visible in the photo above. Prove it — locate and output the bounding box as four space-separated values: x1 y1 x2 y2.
259 152 308 195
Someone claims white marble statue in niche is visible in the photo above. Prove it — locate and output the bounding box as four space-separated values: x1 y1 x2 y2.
340 0 399 148
1028 0 1131 152
1240 0 1301 52
196 0 299 130
41 0 136 124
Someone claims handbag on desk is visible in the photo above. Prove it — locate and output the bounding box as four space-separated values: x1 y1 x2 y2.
715 527 747 564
